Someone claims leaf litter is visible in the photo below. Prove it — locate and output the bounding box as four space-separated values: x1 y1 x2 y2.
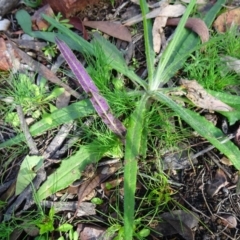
1 0 240 239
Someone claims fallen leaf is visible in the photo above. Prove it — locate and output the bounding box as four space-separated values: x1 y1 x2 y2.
152 16 167 53
167 17 209 43
180 79 233 111
218 214 237 228
123 4 186 26
205 169 228 197
42 0 100 17
32 4 54 30
0 39 21 71
220 156 233 166
214 8 240 33
69 17 88 40
79 225 106 240
153 210 199 240
75 163 121 216
83 21 132 42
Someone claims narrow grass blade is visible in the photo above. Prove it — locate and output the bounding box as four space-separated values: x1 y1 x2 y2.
153 91 240 169
56 38 126 139
92 33 147 89
37 143 104 200
42 15 147 89
151 0 197 90
139 0 155 85
156 0 226 85
0 100 94 149
124 94 148 238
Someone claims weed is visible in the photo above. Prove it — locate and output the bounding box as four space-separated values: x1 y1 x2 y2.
183 28 240 92
42 43 58 58
1 73 64 126
5 0 240 239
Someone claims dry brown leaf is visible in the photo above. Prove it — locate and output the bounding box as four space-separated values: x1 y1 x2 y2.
167 17 209 43
180 79 233 111
123 4 186 26
32 4 54 30
219 156 233 166
152 16 167 53
214 8 240 33
79 225 106 240
153 210 199 240
42 0 100 17
69 17 88 40
218 214 237 228
0 39 21 71
83 21 132 42
205 169 228 197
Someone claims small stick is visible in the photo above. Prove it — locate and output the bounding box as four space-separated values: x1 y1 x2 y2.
16 105 38 155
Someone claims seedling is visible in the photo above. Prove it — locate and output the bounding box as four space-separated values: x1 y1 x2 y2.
1 73 64 126
42 43 57 58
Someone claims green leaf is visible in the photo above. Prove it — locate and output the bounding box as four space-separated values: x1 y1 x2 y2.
151 0 197 89
139 0 155 85
42 14 94 55
41 15 147 89
157 0 226 84
37 143 104 200
208 90 240 125
16 155 43 195
44 87 65 101
0 100 94 149
92 34 147 89
57 223 73 232
15 10 32 34
124 94 148 239
138 228 150 237
153 91 240 169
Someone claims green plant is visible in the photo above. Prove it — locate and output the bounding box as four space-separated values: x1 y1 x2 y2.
1 73 64 126
183 28 240 92
42 43 57 58
23 0 42 8
47 13 73 32
11 0 240 239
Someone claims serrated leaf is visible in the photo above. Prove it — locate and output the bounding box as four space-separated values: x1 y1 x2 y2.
0 100 94 149
16 155 43 195
56 38 126 139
